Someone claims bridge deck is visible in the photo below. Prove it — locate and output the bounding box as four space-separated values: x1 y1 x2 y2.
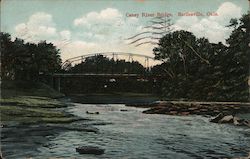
53 73 166 78
54 73 143 77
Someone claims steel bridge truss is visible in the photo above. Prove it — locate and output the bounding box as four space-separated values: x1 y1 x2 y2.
62 52 162 70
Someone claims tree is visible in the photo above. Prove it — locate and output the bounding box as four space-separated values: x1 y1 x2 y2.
153 30 210 79
35 41 62 75
0 32 62 81
152 13 250 101
0 32 14 79
222 13 250 101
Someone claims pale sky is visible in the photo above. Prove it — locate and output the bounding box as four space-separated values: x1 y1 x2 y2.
1 0 249 62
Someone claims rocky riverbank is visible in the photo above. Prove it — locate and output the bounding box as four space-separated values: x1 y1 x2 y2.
210 113 250 127
127 101 250 116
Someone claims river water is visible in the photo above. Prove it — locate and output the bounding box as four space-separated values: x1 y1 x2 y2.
2 103 250 158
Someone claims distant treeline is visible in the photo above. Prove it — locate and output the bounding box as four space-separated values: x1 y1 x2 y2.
69 55 146 74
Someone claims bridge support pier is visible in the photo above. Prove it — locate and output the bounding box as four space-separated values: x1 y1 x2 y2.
54 77 61 92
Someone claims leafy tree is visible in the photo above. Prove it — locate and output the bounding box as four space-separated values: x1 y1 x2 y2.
0 32 14 79
0 32 62 81
222 13 250 101
153 30 210 79
152 13 249 101
35 41 62 75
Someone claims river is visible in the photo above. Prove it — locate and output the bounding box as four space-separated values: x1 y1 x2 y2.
2 103 250 158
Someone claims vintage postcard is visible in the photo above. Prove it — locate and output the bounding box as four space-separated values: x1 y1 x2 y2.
0 0 250 158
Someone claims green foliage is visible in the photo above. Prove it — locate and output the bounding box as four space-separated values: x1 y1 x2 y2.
69 54 146 74
153 13 250 101
0 33 62 81
153 30 212 79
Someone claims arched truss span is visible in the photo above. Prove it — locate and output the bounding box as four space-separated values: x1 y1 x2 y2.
62 52 162 70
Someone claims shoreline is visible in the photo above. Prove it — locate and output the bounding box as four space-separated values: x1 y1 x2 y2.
126 101 250 116
66 93 250 117
0 95 97 158
0 80 85 126
0 81 97 158
68 93 160 104
0 96 82 126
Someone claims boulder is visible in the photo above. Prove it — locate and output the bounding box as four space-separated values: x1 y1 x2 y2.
219 115 234 124
76 146 105 155
86 111 99 115
211 113 250 128
243 120 250 127
210 113 224 123
120 109 128 112
233 117 244 126
233 117 250 127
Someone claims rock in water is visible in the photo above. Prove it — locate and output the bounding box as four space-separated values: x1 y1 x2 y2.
243 120 250 127
219 115 234 123
211 113 250 128
120 109 128 112
86 111 99 115
76 146 105 155
210 113 224 123
233 117 241 126
233 117 244 126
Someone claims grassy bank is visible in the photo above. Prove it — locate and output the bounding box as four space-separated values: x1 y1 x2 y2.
0 81 80 125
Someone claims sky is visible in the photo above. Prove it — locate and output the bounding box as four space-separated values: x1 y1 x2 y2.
1 0 249 62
